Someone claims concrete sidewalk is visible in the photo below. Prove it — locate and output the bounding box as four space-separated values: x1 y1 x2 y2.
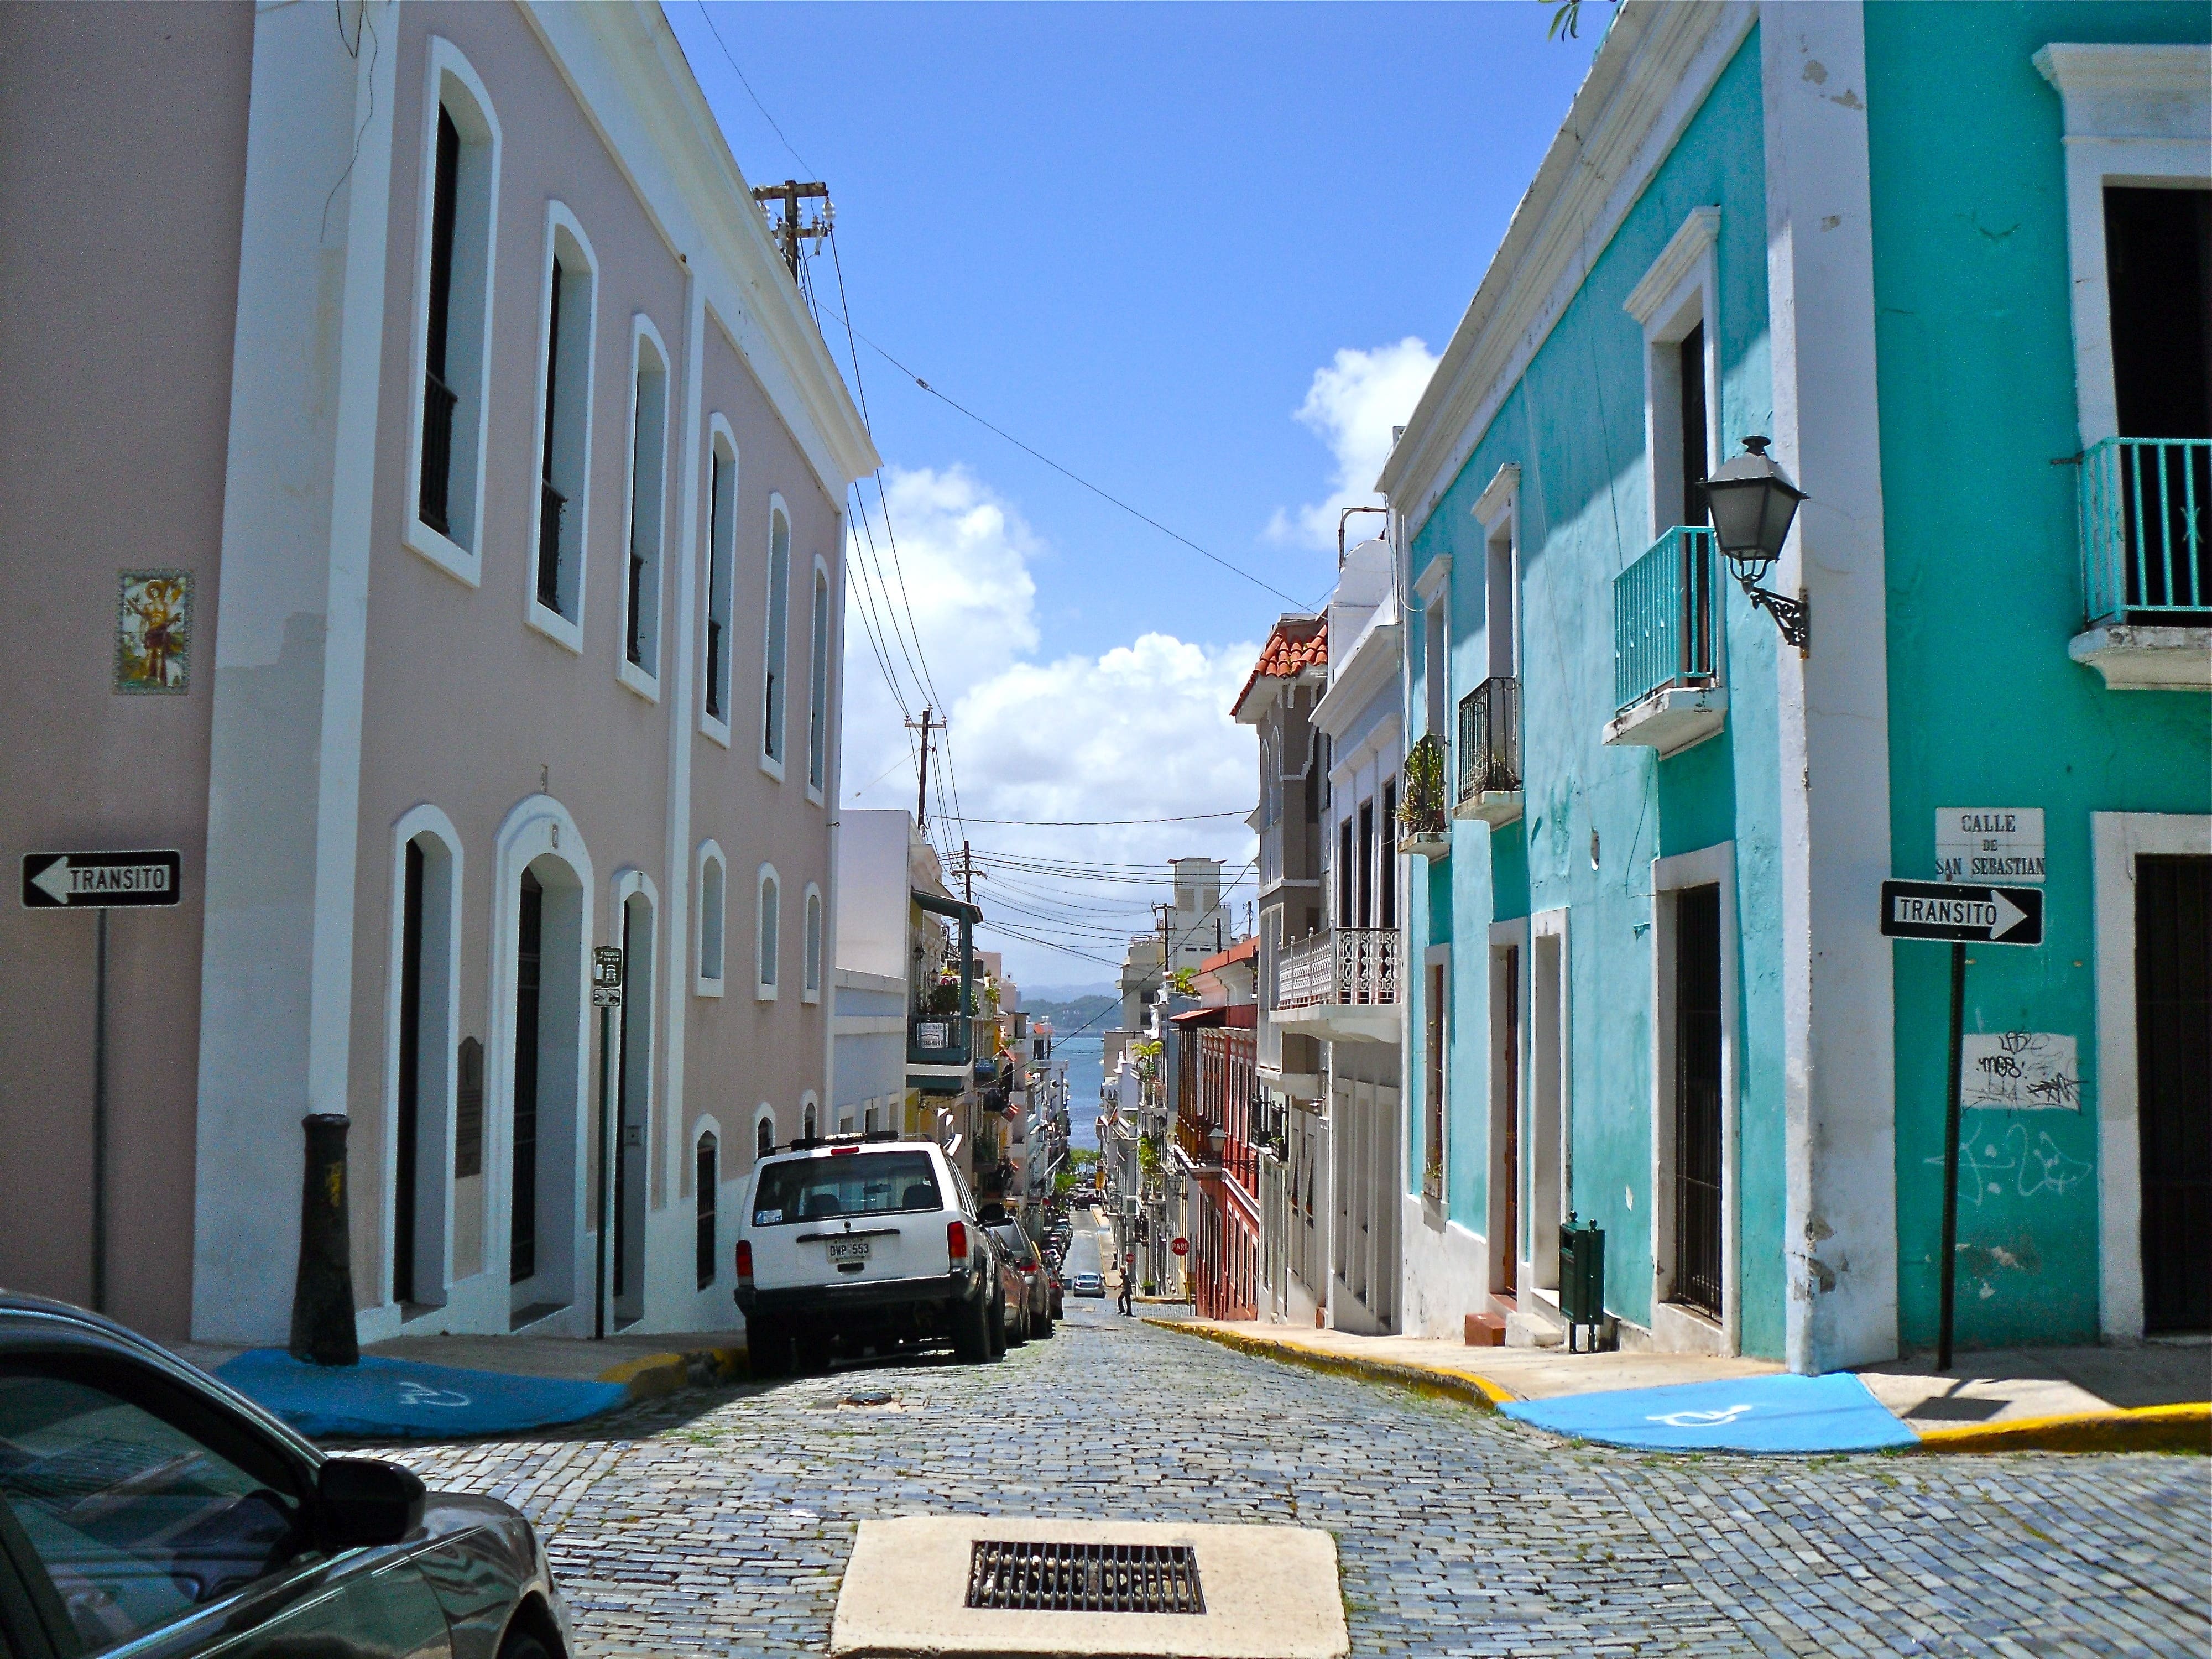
173 1329 749 1403
1155 1318 2210 1454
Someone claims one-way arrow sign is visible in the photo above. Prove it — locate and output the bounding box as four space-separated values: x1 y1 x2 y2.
1880 879 2043 947
21 851 183 910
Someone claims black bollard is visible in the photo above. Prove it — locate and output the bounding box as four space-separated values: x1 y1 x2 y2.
289 1113 359 1365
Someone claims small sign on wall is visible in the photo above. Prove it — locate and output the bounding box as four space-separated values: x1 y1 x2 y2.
115 570 192 694
1961 1031 2083 1110
1936 808 2045 883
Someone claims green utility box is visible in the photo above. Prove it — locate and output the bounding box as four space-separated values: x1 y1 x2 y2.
1559 1213 1605 1353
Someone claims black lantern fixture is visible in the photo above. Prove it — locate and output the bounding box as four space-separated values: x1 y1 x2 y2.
1701 435 1809 653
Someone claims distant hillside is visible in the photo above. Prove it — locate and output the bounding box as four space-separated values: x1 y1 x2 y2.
1023 982 1115 1004
1027 994 1118 1040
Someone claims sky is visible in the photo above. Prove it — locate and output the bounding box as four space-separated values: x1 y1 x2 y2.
665 1 1603 990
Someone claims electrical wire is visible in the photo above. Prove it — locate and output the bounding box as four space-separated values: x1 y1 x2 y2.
692 2 813 176
951 809 1253 827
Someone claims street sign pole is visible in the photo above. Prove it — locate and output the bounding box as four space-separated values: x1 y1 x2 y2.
1937 941 1965 1372
24 849 185 1316
92 909 109 1315
591 946 624 1340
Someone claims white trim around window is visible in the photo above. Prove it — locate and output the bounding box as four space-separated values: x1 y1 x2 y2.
752 1101 778 1162
805 554 832 804
700 414 738 747
2091 811 2212 1342
693 839 726 997
618 313 671 701
403 38 502 588
759 492 791 781
802 882 823 1004
2034 45 2212 451
525 201 599 653
1626 206 1721 541
383 805 465 1313
756 862 781 1001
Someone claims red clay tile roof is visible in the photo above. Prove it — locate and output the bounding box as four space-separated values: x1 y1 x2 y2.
1230 615 1327 718
1200 936 1259 973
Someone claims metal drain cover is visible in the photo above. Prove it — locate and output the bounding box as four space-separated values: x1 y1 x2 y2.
967 1540 1204 1614
831 1517 1346 1658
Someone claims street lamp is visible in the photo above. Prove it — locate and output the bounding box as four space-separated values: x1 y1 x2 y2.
1701 435 1809 653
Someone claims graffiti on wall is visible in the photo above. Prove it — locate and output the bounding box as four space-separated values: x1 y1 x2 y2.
1960 1031 2082 1110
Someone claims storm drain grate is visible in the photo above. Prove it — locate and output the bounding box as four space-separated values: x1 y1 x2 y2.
963 1540 1206 1614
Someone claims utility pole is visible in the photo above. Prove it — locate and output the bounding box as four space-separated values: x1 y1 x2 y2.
906 707 937 834
950 839 988 906
750 180 832 282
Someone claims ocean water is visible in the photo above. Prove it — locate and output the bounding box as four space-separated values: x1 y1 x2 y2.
1056 1027 1104 1151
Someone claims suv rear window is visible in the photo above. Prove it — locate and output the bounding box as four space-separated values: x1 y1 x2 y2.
751 1152 942 1226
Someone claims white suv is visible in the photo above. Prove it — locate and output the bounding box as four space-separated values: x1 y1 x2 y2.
734 1136 1006 1374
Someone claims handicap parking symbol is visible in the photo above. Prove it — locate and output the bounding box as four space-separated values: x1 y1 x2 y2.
1646 1403 1756 1429
395 1379 472 1409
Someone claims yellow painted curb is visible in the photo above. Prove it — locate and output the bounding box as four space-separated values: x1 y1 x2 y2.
1911 1401 2210 1455
1147 1318 1515 1410
596 1346 747 1399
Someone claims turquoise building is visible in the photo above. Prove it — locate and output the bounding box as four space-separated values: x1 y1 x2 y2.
1382 2 2209 1373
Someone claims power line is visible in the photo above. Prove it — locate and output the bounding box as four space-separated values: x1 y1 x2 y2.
692 3 813 175
952 809 1254 827
813 298 1309 609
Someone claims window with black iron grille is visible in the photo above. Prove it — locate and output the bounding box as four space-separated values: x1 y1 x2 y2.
1457 676 1521 801
696 1132 718 1288
763 507 791 764
626 340 667 673
419 108 461 536
1672 884 1723 1319
964 1541 1203 1614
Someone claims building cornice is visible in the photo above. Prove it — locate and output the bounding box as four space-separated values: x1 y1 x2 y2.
1623 206 1721 325
1313 621 1402 742
2034 43 2211 140
519 2 878 494
1377 0 1756 540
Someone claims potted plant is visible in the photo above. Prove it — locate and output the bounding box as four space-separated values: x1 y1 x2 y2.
1397 734 1451 859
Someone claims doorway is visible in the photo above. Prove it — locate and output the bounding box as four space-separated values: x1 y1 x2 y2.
613 892 654 1326
512 870 541 1286
509 855 583 1324
2138 854 2209 1333
1498 945 1520 1295
1672 884 1723 1320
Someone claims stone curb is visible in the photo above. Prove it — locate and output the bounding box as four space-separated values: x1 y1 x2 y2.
1146 1318 1514 1411
1908 1401 2210 1455
1151 1321 2211 1456
595 1345 747 1400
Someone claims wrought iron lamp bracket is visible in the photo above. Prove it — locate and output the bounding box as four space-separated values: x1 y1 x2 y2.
1738 576 1810 655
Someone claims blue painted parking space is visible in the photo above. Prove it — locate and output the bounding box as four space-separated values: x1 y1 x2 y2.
217 1348 627 1440
1499 1371 1919 1454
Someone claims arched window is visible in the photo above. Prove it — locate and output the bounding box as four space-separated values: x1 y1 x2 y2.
761 500 790 770
806 562 831 796
802 1100 818 1140
702 422 737 732
755 1108 775 1160
802 884 823 1004
408 40 502 581
696 843 726 993
622 321 669 682
757 866 780 998
530 204 598 639
695 1131 718 1288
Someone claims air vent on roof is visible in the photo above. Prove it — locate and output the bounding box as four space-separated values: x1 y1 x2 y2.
964 1540 1204 1615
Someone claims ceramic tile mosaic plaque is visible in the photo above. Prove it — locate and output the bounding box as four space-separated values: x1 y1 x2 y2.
116 569 192 693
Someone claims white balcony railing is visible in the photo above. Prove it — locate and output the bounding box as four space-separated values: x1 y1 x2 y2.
1276 926 1399 1010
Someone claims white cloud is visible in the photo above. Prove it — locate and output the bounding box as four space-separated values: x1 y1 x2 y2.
1268 337 1439 551
842 467 1260 990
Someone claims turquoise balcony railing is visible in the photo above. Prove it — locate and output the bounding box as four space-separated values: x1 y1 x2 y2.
2080 436 2211 623
1614 526 1721 713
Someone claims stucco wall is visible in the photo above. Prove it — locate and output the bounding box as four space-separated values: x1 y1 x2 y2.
1863 0 2212 1350
1405 30 1786 1354
0 2 254 1337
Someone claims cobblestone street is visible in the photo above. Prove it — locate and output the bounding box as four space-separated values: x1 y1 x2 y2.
357 1303 2210 1657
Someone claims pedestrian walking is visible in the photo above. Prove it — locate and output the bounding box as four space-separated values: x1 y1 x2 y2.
1117 1254 1135 1316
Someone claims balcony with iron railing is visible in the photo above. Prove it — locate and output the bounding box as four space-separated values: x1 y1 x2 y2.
2071 436 2212 690
1274 926 1400 1044
419 371 458 535
1453 676 1522 826
1605 525 1728 755
536 480 567 612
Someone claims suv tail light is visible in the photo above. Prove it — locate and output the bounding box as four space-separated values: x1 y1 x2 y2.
946 1219 968 1267
735 1240 754 1290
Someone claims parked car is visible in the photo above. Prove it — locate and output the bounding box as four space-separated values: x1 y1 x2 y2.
983 1209 1052 1341
0 1293 572 1659
1070 1272 1107 1298
735 1138 1006 1373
